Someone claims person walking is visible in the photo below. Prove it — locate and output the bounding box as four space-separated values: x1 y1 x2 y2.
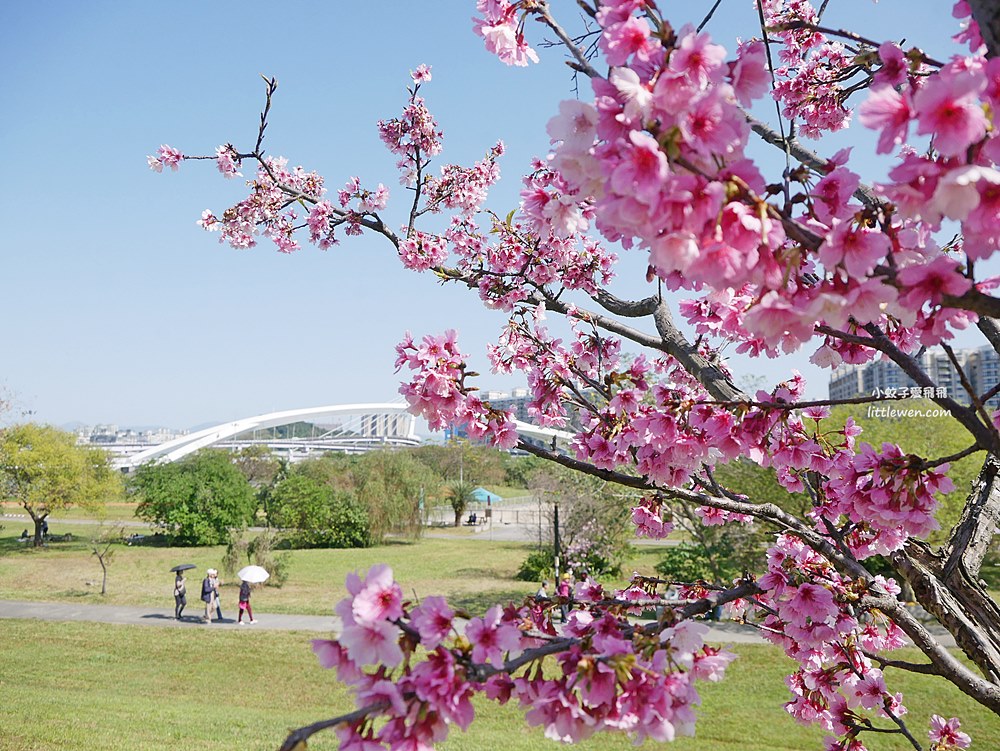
557 572 573 623
201 569 216 623
173 572 187 620
211 570 224 622
237 579 258 624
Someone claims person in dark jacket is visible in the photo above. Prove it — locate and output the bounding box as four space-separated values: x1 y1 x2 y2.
201 569 217 623
237 579 258 624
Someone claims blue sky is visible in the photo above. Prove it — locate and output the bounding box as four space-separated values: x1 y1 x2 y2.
1 1 967 432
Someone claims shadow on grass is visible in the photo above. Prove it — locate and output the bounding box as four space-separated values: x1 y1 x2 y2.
0 534 90 555
453 566 513 579
448 588 533 616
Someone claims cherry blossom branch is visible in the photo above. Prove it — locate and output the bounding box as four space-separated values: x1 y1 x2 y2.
860 650 943 677
696 0 725 34
943 342 996 439
968 0 1000 58
515 440 877 585
918 443 984 470
743 109 883 208
816 323 995 450
773 21 946 68
861 593 1000 713
677 579 761 620
944 453 1000 586
254 76 278 156
534 1 600 79
943 287 1000 319
278 700 388 751
505 282 744 401
977 317 1000 356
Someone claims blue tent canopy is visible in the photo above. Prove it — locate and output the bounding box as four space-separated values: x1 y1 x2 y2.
471 487 502 504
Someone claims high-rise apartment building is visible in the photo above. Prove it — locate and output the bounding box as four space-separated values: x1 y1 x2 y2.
827 346 1000 409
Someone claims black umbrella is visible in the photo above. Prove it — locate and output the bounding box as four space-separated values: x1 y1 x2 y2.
169 563 197 572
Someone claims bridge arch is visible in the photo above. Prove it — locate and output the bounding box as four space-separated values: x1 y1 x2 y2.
116 403 575 470
119 403 417 469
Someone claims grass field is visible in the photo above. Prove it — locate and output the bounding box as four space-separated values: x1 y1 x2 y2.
2 620 998 751
0 528 671 616
4 523 1000 750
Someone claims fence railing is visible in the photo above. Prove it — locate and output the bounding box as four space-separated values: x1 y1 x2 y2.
424 498 550 528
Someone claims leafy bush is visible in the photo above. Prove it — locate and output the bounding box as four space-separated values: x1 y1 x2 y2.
131 450 256 546
515 547 555 582
248 529 290 588
269 473 370 549
654 544 718 584
221 527 290 587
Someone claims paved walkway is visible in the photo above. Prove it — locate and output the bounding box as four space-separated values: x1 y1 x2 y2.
0 599 957 648
0 599 337 631
0 598 776 643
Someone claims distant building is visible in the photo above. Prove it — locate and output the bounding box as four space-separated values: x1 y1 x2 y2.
828 346 1000 409
444 387 586 447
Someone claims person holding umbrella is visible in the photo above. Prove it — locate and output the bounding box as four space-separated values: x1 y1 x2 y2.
237 579 257 624
236 565 269 624
169 564 196 621
173 571 187 620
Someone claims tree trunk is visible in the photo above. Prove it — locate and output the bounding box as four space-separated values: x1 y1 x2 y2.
969 0 1000 59
31 515 45 547
891 454 1000 683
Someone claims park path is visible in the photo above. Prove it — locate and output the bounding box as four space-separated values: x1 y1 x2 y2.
0 598 775 643
0 599 959 647
0 599 338 631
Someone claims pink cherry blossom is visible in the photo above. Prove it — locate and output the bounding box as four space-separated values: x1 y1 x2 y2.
339 617 403 668
466 605 522 666
410 595 455 648
410 63 432 83
896 256 972 308
913 63 988 156
147 144 183 172
351 563 404 625
215 145 242 178
929 715 972 749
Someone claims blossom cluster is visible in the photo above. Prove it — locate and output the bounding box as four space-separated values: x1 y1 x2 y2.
152 1 998 747
312 564 736 747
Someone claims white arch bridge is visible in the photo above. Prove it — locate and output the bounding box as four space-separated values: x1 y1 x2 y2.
109 403 573 471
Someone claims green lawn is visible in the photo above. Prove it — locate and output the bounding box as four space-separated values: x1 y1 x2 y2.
4 528 1000 750
0 529 673 616
2 620 998 751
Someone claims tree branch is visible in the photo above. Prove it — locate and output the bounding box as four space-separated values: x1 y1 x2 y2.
863 591 1000 711
968 0 1000 58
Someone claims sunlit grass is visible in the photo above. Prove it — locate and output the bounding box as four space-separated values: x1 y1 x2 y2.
2 620 998 751
0 529 674 615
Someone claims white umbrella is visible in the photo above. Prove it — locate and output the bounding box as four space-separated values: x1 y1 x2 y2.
237 565 270 583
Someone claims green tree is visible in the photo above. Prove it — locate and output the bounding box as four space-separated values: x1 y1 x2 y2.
530 465 635 578
713 457 812 516
501 452 547 489
446 480 476 527
232 445 284 524
269 472 369 548
412 441 505 486
655 502 765 587
351 450 438 540
131 450 256 545
0 423 122 546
